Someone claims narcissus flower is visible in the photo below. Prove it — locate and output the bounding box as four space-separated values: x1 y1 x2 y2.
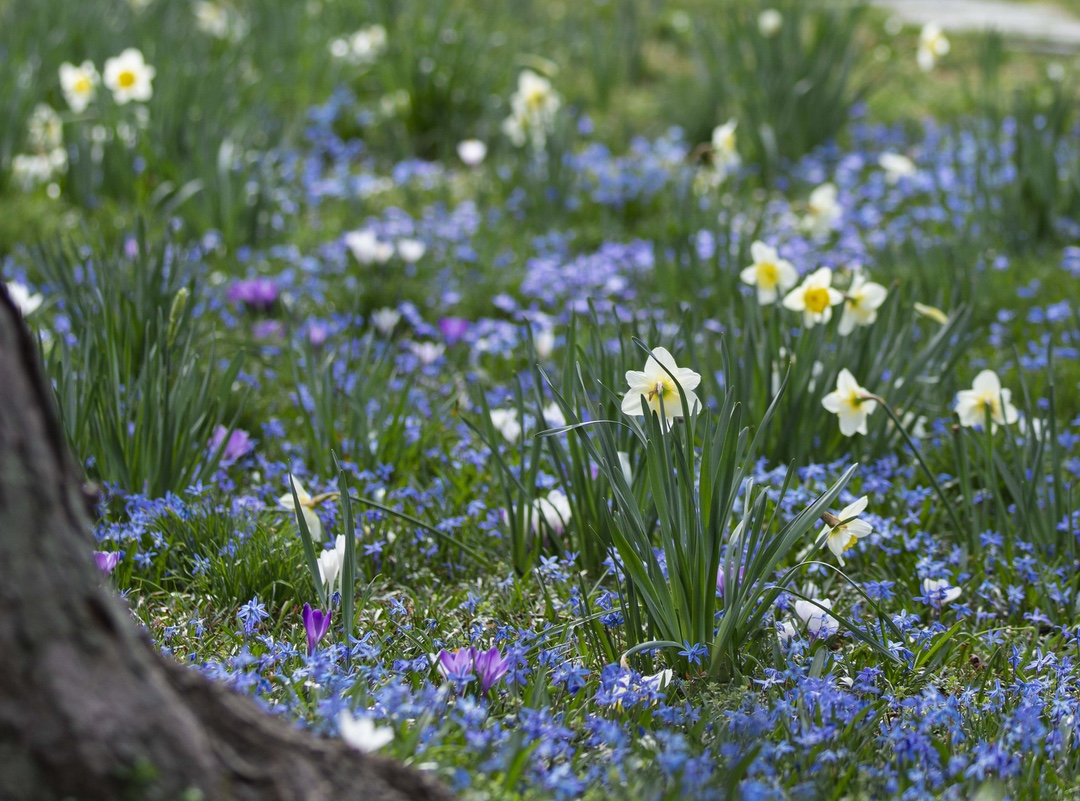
503 70 560 151
917 22 950 72
782 267 843 327
710 119 741 175
740 241 797 305
277 476 337 543
820 496 872 565
838 273 888 335
822 369 878 436
955 370 1018 430
621 347 701 430
103 48 156 104
59 61 100 113
490 408 522 443
801 183 841 238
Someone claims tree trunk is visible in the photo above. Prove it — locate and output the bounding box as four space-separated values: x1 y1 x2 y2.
0 286 455 801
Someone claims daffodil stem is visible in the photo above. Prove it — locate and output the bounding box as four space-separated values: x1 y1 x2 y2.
865 394 966 538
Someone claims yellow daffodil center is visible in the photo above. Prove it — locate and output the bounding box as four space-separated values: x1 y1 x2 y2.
118 70 137 88
75 76 92 94
756 261 779 289
525 88 546 110
804 287 831 314
647 378 676 405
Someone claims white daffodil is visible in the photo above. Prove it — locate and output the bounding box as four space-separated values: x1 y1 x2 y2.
801 183 841 238
277 476 337 543
922 577 961 608
490 408 522 443
27 104 63 152
782 267 843 327
620 347 702 431
371 307 401 336
6 281 43 316
534 489 571 535
59 61 100 113
503 70 560 151
395 238 426 263
878 152 916 184
820 496 873 566
339 710 394 753
955 370 1019 431
917 22 950 72
794 599 839 638
758 9 783 37
822 369 878 436
457 139 487 166
710 119 741 177
344 229 393 265
838 273 888 335
103 48 156 104
740 241 798 305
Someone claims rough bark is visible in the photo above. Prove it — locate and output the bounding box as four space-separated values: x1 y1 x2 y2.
0 285 456 801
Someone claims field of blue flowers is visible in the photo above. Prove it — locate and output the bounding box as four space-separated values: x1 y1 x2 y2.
3 0 1080 797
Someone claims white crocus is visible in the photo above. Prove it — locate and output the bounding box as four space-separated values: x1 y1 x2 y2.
339 710 394 753
490 408 522 443
954 370 1019 431
740 241 798 305
922 578 961 608
878 152 916 184
103 48 156 104
395 238 426 264
758 9 783 37
782 267 843 327
838 273 888 335
315 535 347 597
541 402 566 428
59 61 100 113
821 369 878 437
371 307 401 336
344 229 393 265
794 599 839 638
457 139 487 166
534 489 572 535
620 347 701 431
5 281 44 316
917 22 950 72
277 476 333 543
820 496 873 566
801 182 841 238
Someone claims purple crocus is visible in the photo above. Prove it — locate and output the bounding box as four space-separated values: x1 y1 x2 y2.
473 646 511 694
227 277 279 312
307 319 331 348
208 425 254 466
94 551 122 575
438 316 470 345
302 603 332 655
437 647 477 684
716 565 745 597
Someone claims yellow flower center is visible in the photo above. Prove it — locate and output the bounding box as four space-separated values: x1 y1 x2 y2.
756 262 779 289
647 379 676 406
75 76 92 94
118 70 137 88
804 287 831 314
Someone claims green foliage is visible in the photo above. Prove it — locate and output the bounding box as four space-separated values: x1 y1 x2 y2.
36 227 244 496
688 0 872 178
